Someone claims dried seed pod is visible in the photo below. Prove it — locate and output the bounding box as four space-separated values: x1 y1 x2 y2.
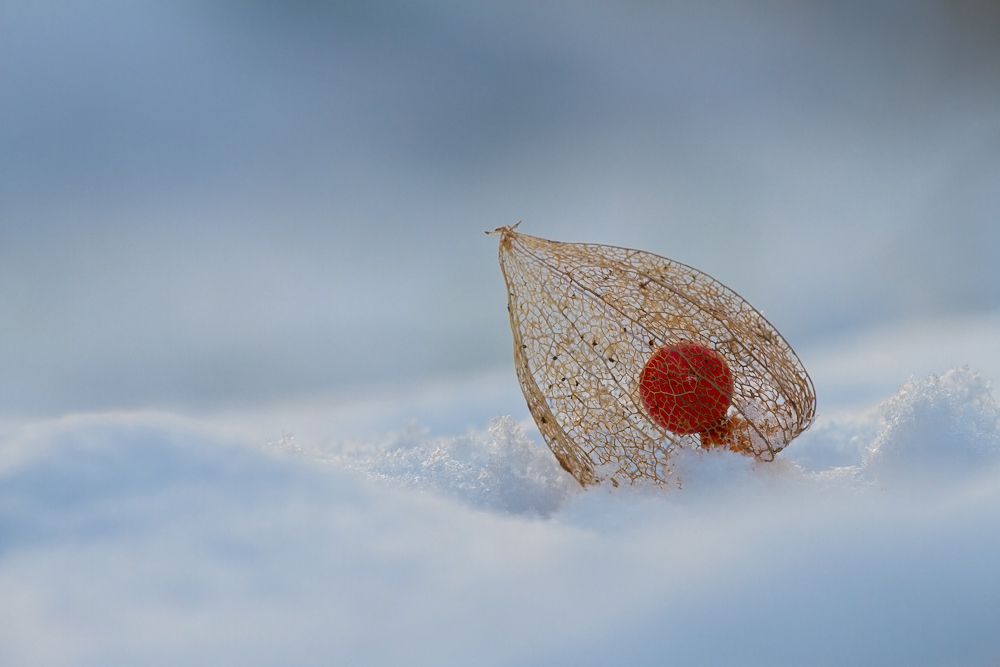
489 223 815 487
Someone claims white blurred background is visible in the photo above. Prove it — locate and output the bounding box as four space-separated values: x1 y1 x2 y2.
2 0 998 418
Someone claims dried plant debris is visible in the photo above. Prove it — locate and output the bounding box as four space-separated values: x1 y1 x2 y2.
489 223 815 487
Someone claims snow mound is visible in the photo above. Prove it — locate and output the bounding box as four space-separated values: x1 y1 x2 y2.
268 366 1000 510
864 366 1000 482
337 416 579 516
324 417 798 514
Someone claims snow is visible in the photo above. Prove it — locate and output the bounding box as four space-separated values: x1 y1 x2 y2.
279 416 578 517
2 323 1000 666
864 367 1000 483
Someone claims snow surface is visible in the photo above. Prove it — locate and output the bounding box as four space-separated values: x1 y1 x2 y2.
2 325 1000 666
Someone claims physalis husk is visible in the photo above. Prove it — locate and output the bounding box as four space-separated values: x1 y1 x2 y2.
489 223 815 487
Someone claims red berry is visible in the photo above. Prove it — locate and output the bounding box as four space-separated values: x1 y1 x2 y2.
639 341 733 434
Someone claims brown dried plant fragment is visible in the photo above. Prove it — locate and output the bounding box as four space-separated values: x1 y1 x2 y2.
488 224 815 487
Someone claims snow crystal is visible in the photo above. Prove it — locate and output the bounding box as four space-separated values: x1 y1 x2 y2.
336 416 579 516
864 366 1000 483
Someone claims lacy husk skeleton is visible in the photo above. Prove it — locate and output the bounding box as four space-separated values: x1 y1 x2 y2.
491 224 815 487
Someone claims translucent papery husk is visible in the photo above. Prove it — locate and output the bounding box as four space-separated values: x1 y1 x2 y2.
493 225 816 487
